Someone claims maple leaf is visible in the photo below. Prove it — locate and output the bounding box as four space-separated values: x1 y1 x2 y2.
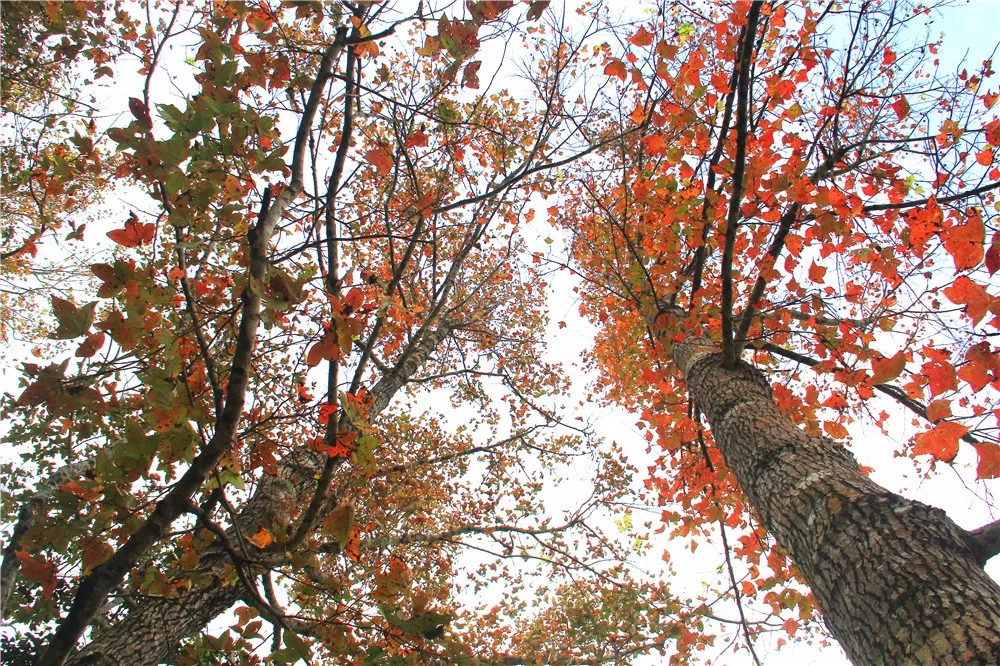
925 399 952 422
467 1 514 21
942 277 994 325
891 96 909 121
91 261 135 298
107 212 155 248
525 0 550 21
76 331 106 358
974 442 1000 479
366 146 394 175
248 528 273 548
325 503 355 553
462 60 482 89
913 421 968 462
604 59 627 80
984 229 1000 275
405 129 430 148
942 210 985 270
628 26 655 47
870 351 905 384
807 261 826 283
923 360 957 397
640 134 668 155
51 297 98 340
15 551 58 598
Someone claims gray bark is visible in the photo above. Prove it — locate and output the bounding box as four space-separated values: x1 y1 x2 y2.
673 337 1000 665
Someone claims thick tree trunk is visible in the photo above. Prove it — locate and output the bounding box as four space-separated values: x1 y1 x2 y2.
673 337 1000 665
68 324 455 666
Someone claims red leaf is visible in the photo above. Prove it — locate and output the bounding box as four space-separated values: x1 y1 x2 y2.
942 210 985 270
107 214 155 248
405 130 429 148
628 26 655 47
913 421 968 462
129 97 150 126
891 96 909 121
807 261 826 283
985 229 1000 275
76 331 106 358
462 60 482 89
870 351 905 385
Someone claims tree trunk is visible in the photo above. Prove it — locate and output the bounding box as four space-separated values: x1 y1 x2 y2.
68 324 455 666
672 337 1000 665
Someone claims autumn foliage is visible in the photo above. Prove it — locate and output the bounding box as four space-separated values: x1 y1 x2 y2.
2 1 999 665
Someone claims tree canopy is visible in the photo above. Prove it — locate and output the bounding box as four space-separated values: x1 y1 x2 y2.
2 2 999 665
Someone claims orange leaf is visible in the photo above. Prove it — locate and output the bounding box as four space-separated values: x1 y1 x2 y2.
923 361 957 397
107 214 155 248
974 442 1000 479
807 261 826 283
958 359 992 392
604 59 627 80
925 399 951 422
870 351 905 385
81 537 113 574
824 421 848 439
248 528 273 548
942 276 994 325
628 26 655 47
942 210 985 271
913 421 968 462
15 551 58 598
365 146 394 175
222 175 243 202
976 147 994 167
640 134 668 155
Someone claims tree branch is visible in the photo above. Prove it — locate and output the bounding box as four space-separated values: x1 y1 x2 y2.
720 1 763 368
965 518 1000 566
862 180 1000 212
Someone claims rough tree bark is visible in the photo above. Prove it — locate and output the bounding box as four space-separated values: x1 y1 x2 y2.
670 334 1000 665
68 324 456 666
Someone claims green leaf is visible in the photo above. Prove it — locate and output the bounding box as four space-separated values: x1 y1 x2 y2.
51 297 97 339
398 611 454 639
271 631 311 664
157 103 186 130
325 503 355 552
352 434 379 473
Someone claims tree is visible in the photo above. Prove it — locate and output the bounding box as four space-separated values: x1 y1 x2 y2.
558 1 1000 664
2 3 678 665
4 2 1000 666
